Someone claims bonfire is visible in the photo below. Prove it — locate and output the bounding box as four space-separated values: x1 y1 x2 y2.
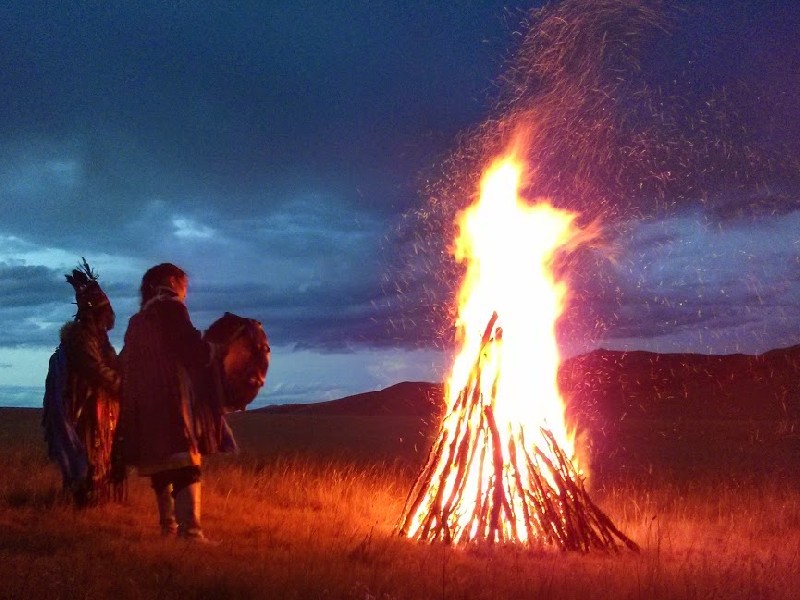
398 136 638 552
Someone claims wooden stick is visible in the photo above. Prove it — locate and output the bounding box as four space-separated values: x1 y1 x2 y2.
398 312 638 552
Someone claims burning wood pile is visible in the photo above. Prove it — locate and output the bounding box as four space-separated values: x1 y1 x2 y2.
398 312 638 551
398 138 638 552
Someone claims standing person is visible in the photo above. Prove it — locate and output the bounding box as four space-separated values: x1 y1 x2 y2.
117 263 227 542
46 259 122 505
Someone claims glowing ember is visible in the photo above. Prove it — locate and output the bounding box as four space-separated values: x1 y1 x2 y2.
398 138 637 551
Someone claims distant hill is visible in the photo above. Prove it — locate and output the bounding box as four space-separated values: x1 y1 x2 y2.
560 345 800 424
254 381 443 418
255 346 800 422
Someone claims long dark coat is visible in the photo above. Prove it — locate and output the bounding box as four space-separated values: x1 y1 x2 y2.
61 320 121 494
118 293 223 472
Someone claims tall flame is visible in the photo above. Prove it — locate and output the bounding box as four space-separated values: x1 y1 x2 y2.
403 141 584 544
449 147 579 457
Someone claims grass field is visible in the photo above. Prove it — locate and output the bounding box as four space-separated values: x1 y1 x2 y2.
1 406 799 599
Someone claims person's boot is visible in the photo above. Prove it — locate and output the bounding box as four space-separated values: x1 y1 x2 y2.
155 485 178 536
174 482 217 544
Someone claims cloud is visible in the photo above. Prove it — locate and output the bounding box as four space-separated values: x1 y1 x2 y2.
564 205 800 354
4 183 799 359
0 304 70 348
172 217 215 240
0 0 515 251
0 262 63 307
2 0 799 409
0 192 404 352
0 239 148 348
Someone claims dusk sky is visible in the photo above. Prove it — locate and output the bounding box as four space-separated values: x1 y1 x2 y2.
2 1 799 408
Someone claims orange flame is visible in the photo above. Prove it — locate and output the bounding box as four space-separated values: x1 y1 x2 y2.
404 139 585 543
449 143 579 456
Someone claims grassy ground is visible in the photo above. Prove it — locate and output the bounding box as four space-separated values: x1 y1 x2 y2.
1 407 799 599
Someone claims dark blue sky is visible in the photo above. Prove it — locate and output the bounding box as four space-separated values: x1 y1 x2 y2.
1 1 799 407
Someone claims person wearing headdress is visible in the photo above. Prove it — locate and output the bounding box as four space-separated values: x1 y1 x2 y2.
117 263 226 542
51 259 122 505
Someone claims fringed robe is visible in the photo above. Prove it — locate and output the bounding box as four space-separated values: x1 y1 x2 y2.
60 320 121 499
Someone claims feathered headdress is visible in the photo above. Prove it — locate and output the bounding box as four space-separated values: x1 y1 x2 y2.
65 258 111 314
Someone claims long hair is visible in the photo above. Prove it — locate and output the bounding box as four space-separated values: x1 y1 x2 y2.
139 263 187 307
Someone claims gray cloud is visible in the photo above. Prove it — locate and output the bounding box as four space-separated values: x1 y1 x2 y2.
1 1 800 408
561 206 800 354
0 0 519 256
0 263 63 307
0 304 69 348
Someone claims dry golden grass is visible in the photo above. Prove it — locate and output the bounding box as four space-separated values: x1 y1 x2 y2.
1 407 800 599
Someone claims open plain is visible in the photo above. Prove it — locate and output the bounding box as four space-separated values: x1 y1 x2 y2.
1 389 800 599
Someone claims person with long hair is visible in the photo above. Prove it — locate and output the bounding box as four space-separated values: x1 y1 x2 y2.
117 263 221 541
